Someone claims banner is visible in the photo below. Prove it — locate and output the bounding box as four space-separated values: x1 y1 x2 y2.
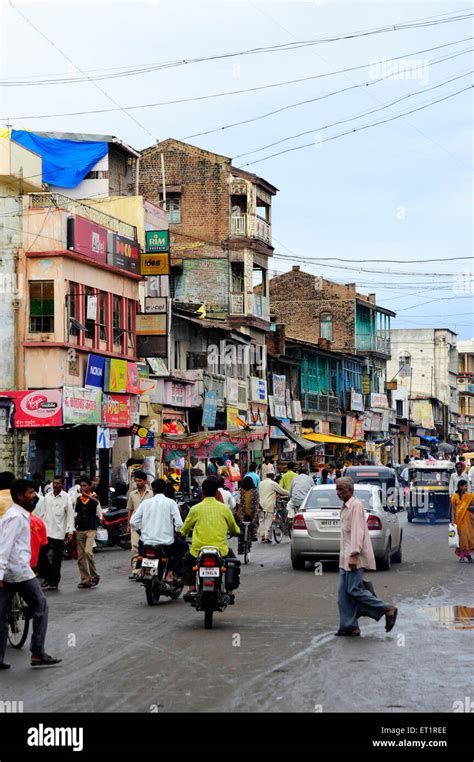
109 233 140 275
361 411 383 432
226 378 239 406
202 391 217 428
13 389 62 428
85 354 105 389
226 406 240 428
104 358 128 393
250 377 267 402
411 400 435 430
102 394 132 427
126 363 141 395
351 391 364 412
272 374 286 406
370 393 389 410
63 387 102 424
73 216 107 265
346 415 365 440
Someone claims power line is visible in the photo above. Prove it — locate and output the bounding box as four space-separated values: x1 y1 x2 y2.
3 9 473 87
241 84 473 167
182 49 473 141
5 35 471 122
7 0 157 141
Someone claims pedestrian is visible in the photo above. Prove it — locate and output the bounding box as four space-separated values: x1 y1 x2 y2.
243 462 260 489
451 480 474 563
335 477 398 636
126 470 153 580
34 475 74 591
0 472 14 520
317 468 334 485
75 477 102 589
287 467 314 519
217 476 236 511
30 513 48 575
208 458 218 476
260 457 275 480
68 479 81 503
449 462 466 497
258 473 289 543
468 460 474 493
279 462 297 492
0 479 62 669
236 476 260 540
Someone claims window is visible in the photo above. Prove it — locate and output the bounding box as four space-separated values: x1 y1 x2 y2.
396 400 404 417
85 286 96 341
399 352 411 369
174 340 182 370
69 282 79 337
29 281 54 333
320 313 333 341
160 193 181 224
113 295 122 345
127 300 135 350
99 292 107 343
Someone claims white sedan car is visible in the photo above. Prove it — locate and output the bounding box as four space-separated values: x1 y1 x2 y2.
290 484 402 571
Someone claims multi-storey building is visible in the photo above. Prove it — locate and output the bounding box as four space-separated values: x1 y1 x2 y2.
457 339 474 443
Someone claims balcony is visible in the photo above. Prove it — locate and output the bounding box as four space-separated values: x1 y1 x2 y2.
0 139 43 193
230 293 245 315
229 213 272 244
355 333 391 356
302 392 339 414
458 374 474 395
253 294 269 320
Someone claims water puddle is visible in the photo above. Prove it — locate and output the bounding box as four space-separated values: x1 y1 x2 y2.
419 605 474 630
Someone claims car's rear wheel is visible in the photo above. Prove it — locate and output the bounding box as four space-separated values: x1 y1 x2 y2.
392 532 402 563
291 556 306 570
376 540 392 571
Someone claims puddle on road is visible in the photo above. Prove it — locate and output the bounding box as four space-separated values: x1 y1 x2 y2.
419 605 474 630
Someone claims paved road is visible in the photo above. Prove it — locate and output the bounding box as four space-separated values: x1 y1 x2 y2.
3 514 473 713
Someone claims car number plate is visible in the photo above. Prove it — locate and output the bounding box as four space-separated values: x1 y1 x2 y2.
320 520 340 527
199 568 220 577
141 559 159 568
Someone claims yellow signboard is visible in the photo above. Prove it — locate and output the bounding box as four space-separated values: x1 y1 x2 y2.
226 406 240 428
139 252 170 276
362 375 370 394
136 313 167 336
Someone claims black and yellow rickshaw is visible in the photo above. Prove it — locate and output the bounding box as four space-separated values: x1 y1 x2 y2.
406 459 455 524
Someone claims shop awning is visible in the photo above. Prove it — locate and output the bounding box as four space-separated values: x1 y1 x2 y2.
268 416 316 451
303 432 365 446
155 427 268 450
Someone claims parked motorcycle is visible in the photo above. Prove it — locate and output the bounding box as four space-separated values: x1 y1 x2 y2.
96 498 131 550
138 543 184 606
185 546 241 629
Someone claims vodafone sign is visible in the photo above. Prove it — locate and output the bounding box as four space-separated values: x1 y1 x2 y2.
14 390 63 428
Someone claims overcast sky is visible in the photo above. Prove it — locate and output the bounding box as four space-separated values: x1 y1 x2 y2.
1 0 472 338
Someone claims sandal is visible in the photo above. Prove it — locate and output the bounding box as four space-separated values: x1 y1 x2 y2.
77 582 92 588
335 629 361 636
385 607 398 632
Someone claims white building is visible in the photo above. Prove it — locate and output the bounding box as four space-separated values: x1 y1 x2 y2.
457 339 474 443
387 328 460 440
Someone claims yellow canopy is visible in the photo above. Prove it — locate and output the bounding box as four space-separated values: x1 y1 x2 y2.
303 432 365 446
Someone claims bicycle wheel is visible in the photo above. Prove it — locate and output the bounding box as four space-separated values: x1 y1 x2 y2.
273 519 283 544
7 593 29 649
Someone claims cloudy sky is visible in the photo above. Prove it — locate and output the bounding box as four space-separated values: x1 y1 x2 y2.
1 0 472 338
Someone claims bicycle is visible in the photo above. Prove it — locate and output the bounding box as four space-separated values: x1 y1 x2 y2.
237 521 253 565
7 592 29 649
272 499 292 543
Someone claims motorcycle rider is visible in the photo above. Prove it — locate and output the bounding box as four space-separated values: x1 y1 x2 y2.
179 477 240 602
130 479 187 587
287 466 314 519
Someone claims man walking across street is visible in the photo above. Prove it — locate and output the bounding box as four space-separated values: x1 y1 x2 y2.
34 475 74 591
258 473 289 543
0 479 62 668
335 477 398 636
127 470 153 580
75 477 102 589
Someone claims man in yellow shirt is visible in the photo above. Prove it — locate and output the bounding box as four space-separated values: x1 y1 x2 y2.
279 462 297 492
180 477 240 599
0 472 15 519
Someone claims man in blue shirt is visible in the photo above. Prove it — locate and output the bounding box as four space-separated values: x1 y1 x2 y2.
243 462 260 489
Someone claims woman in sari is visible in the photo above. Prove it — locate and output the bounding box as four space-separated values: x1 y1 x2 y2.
451 479 474 562
236 476 259 542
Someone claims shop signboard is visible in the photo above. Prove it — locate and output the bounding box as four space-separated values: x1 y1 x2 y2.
63 386 102 425
370 393 389 409
126 363 141 395
226 378 239 406
274 404 287 418
362 375 371 395
202 391 217 428
74 216 107 265
291 400 303 422
136 335 167 358
109 233 140 275
272 374 286 406
144 297 167 314
102 394 132 427
13 389 62 428
350 391 365 412
145 230 170 253
269 417 291 440
136 313 167 335
104 358 128 393
140 252 170 276
85 354 106 389
361 411 382 432
250 377 267 402
346 415 365 440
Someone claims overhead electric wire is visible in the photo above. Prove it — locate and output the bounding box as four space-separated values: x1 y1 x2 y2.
3 35 472 122
241 84 472 167
7 0 157 141
182 48 474 141
2 9 473 87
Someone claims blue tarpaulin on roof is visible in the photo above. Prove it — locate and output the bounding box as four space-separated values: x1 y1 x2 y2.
11 130 108 188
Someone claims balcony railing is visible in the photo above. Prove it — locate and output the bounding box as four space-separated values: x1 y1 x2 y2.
230 214 248 237
255 216 271 244
253 294 269 320
230 293 245 315
355 333 391 355
229 213 272 244
302 392 339 414
28 192 137 239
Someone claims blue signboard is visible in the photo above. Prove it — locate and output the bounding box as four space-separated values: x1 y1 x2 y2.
85 354 106 389
202 391 218 428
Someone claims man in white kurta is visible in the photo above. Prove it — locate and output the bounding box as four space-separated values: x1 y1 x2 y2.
336 477 398 636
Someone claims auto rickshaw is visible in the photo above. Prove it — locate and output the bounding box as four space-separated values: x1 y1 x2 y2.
406 459 455 524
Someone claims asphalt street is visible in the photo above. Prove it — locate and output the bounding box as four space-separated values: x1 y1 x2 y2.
2 513 473 714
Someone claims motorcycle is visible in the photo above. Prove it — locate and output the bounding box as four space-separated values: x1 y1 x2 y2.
137 543 184 606
176 484 202 521
96 493 131 550
186 546 241 629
